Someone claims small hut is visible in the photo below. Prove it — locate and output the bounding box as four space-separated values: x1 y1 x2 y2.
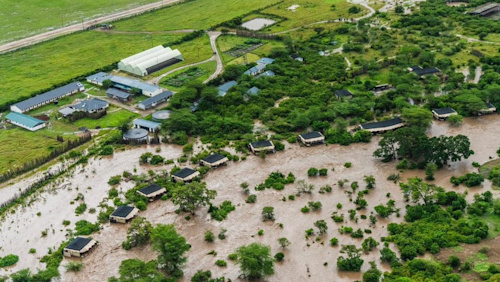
298 132 325 146
136 184 166 201
110 206 139 223
432 108 457 120
359 117 405 134
480 103 497 115
200 154 229 168
63 237 98 258
172 168 200 182
249 140 275 154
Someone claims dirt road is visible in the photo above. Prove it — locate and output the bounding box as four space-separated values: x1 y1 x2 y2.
0 0 181 54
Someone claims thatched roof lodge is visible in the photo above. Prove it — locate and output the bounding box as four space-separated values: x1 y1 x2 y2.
172 168 200 182
359 117 405 134
63 237 98 258
110 206 139 223
249 140 275 154
298 132 325 146
136 184 166 201
432 108 457 120
200 154 229 168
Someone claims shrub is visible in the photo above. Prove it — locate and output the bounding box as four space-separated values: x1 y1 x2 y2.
351 229 364 238
218 228 227 240
75 220 100 235
108 175 121 186
301 206 310 213
228 253 238 260
449 256 460 268
274 252 285 261
65 262 83 272
204 231 215 242
209 201 236 221
319 168 328 176
99 145 114 156
262 207 275 221
62 220 70 226
29 248 36 254
288 195 295 200
215 260 227 267
319 185 332 193
0 254 19 267
150 155 165 165
75 203 87 215
308 168 319 177
330 238 339 246
258 229 264 236
274 141 285 151
308 201 322 211
108 188 118 198
344 162 352 168
246 194 257 203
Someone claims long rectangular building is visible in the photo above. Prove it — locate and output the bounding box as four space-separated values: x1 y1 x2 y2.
5 112 46 131
110 76 163 97
137 90 173 110
359 117 405 134
118 45 184 76
10 82 84 113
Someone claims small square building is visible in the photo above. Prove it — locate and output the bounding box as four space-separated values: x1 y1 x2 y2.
110 205 139 223
200 154 229 168
63 237 98 258
172 168 200 182
298 132 325 146
136 184 166 201
249 140 275 154
432 108 457 120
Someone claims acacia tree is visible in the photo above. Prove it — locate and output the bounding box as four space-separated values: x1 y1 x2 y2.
171 182 216 215
337 245 364 272
400 177 442 206
111 259 164 281
151 224 190 278
278 237 291 249
364 175 376 189
314 220 328 234
122 217 152 250
236 243 274 280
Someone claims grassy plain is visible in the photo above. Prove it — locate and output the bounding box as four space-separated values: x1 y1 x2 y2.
0 32 182 106
114 0 280 32
0 0 159 43
261 0 367 33
73 108 139 129
0 127 78 174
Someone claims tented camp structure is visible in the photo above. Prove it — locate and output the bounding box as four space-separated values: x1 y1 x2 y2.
63 237 98 257
118 46 184 76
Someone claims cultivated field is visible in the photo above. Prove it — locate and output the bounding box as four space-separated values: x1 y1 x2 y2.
0 32 182 106
114 0 281 32
0 0 160 43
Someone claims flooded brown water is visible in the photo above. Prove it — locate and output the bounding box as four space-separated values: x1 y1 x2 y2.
1 114 500 281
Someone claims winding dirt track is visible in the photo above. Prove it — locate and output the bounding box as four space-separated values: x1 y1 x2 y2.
0 0 181 54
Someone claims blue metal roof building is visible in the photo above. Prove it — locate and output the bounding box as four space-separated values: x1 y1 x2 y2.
218 81 238 97
133 119 162 132
86 72 114 86
5 112 46 131
10 82 84 113
257 57 275 65
110 76 163 97
137 90 173 110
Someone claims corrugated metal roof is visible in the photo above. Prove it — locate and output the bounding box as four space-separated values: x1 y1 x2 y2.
133 119 161 129
257 70 275 78
110 76 162 93
86 72 114 84
72 98 109 112
138 91 173 107
106 88 131 99
66 237 92 251
218 81 238 92
12 82 83 111
5 112 45 128
258 57 275 65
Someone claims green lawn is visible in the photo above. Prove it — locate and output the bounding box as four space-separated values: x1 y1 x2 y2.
73 108 139 129
0 127 78 174
114 0 281 32
0 31 183 107
159 61 217 91
261 0 368 33
0 0 160 43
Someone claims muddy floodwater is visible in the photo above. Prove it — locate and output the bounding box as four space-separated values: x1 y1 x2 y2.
241 18 277 31
1 115 500 281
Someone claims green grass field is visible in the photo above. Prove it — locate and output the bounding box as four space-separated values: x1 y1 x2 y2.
0 127 78 174
114 0 280 32
0 31 182 107
159 61 217 91
261 0 367 33
0 0 160 43
73 108 139 129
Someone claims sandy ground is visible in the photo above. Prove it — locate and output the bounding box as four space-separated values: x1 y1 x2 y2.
1 115 500 281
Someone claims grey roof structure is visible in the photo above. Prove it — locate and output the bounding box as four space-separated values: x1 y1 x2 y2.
218 81 238 96
243 64 267 75
133 119 161 130
110 76 162 94
433 108 456 115
138 184 163 196
152 110 171 121
123 128 149 140
202 154 226 164
11 82 83 112
72 99 109 112
59 107 75 116
470 3 499 15
111 206 136 218
412 67 440 76
299 131 323 140
106 88 131 99
251 140 273 148
486 103 496 109
173 168 198 179
335 89 353 98
66 237 93 251
257 70 275 78
138 91 173 108
247 87 260 95
5 112 45 128
86 72 114 84
361 117 403 130
258 57 275 65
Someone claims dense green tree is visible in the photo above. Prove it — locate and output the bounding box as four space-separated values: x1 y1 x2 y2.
337 245 364 272
122 217 153 250
151 224 190 278
236 243 274 280
171 182 216 215
109 259 165 282
363 261 382 282
401 107 433 129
